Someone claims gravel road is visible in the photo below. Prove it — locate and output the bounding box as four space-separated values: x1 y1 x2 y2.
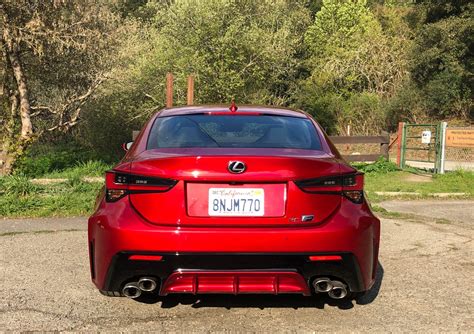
1 201 473 332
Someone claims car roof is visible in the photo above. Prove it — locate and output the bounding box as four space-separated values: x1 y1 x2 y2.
157 105 308 118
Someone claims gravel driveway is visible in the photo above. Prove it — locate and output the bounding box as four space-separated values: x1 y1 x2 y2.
1 201 473 332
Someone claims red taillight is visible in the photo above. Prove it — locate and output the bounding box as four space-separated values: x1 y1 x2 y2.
106 189 128 202
295 173 364 204
342 173 364 204
309 255 342 261
129 255 163 261
105 171 177 202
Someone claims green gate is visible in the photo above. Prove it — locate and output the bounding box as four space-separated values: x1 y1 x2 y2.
400 123 443 173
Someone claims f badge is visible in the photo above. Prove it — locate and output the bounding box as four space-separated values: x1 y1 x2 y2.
228 161 246 174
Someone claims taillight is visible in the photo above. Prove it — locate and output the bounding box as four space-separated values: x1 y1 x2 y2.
295 172 364 204
341 173 364 204
105 171 177 202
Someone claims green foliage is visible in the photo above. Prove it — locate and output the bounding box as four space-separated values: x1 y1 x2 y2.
43 160 112 179
387 0 472 123
79 0 312 152
408 2 473 119
352 157 400 174
299 0 411 134
297 89 387 134
0 164 104 217
305 0 379 56
364 170 474 200
2 0 472 170
14 142 111 177
433 169 474 184
0 184 102 217
0 175 38 196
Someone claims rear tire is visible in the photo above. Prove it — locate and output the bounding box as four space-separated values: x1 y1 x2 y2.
349 291 367 300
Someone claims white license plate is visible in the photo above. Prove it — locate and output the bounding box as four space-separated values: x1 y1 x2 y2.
208 188 265 216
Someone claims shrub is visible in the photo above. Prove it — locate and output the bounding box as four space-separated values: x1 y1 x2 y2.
352 157 400 174
14 141 110 177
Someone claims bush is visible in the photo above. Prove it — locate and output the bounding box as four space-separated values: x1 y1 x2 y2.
352 157 400 174
14 141 113 177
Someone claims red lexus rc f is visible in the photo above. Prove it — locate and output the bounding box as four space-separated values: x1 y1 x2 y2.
88 104 380 301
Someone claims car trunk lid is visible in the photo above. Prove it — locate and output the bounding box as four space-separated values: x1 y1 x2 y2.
128 149 343 226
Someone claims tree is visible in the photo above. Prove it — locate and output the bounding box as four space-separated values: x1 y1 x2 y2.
409 0 473 119
0 0 118 175
78 0 312 153
299 0 411 134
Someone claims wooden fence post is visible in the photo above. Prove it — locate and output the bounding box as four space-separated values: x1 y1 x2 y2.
381 131 389 160
396 122 404 167
187 75 194 105
166 72 173 108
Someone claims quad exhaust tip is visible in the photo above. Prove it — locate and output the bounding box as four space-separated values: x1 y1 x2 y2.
122 277 158 299
313 277 333 293
122 282 142 299
138 277 158 292
313 277 348 299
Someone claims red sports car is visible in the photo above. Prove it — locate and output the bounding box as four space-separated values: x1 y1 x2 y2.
88 104 380 301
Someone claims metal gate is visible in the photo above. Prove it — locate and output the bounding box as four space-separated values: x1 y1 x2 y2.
400 123 443 173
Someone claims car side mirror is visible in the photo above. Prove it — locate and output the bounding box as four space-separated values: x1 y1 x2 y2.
122 142 133 152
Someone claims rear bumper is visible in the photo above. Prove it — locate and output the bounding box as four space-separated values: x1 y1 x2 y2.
88 197 380 295
100 252 364 295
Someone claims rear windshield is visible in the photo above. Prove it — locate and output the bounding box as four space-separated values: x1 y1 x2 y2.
147 115 322 150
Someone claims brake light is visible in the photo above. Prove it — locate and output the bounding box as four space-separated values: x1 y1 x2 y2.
295 173 364 204
206 112 262 116
105 171 177 202
230 100 238 112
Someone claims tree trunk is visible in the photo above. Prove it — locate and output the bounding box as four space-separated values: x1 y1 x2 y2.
2 22 33 138
1 10 34 175
0 90 19 175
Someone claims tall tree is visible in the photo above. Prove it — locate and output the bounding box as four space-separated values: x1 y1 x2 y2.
0 0 118 175
409 0 473 119
300 0 411 134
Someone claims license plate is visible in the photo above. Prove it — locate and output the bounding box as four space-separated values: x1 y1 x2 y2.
208 188 265 216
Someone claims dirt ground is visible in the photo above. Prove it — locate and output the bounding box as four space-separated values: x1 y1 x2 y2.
1 201 473 332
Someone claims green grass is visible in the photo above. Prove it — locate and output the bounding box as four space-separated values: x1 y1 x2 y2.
40 160 112 179
0 158 473 218
364 169 474 200
0 161 107 218
0 179 103 218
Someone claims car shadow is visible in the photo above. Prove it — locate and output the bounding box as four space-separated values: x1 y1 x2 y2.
136 262 384 310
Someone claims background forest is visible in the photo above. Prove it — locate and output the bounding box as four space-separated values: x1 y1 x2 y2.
1 0 472 175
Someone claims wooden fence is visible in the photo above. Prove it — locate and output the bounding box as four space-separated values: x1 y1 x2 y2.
329 133 390 162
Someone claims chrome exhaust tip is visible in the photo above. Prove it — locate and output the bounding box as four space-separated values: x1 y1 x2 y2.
313 277 333 293
138 277 157 292
122 282 142 299
328 280 348 299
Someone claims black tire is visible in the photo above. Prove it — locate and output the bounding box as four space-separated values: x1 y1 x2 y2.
348 291 368 300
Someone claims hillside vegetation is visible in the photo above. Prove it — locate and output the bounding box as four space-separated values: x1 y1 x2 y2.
1 0 472 174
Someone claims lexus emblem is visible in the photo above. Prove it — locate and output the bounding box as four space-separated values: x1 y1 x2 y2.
228 161 246 174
